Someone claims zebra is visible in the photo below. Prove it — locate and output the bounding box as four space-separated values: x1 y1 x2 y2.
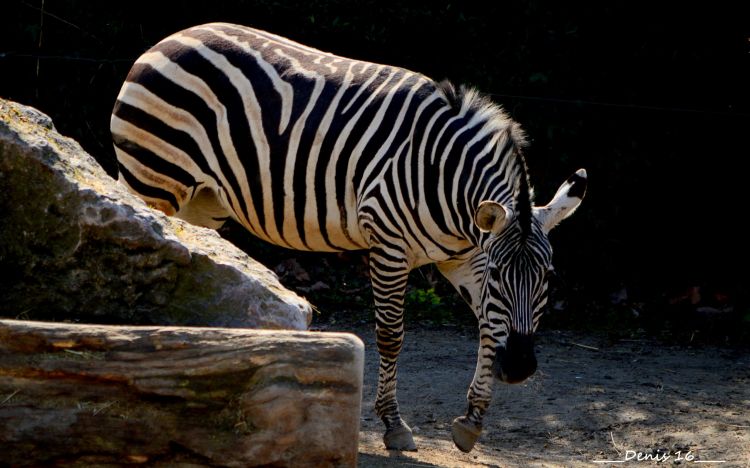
111 22 587 452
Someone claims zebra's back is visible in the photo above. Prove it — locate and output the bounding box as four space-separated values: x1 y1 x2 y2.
111 22 437 252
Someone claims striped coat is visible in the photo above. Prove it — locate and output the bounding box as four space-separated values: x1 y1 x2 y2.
112 22 587 452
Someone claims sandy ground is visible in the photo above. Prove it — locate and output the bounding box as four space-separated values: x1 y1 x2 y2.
318 321 750 467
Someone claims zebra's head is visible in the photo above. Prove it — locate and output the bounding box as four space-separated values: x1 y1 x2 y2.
474 169 587 384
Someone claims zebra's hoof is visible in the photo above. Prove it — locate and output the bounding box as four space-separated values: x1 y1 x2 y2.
451 416 481 453
383 423 417 451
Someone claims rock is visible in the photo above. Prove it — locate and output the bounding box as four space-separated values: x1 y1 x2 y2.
274 258 312 282
299 281 332 293
0 319 364 466
0 99 311 329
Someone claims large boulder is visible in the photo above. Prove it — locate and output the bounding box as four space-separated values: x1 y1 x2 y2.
0 99 312 329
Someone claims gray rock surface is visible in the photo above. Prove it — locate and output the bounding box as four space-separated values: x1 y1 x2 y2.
0 99 312 329
0 319 364 467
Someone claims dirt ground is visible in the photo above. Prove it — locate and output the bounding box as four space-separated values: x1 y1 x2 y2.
316 319 750 467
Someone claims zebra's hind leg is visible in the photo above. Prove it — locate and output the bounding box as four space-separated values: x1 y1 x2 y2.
369 249 416 451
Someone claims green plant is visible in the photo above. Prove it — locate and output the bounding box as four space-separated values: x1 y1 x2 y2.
405 287 453 324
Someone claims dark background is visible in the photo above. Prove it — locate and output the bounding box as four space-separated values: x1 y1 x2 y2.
2 0 749 343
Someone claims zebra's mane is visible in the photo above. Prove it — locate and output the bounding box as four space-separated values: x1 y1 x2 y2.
437 80 534 238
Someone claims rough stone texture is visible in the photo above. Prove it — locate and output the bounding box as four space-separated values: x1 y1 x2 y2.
0 319 364 467
0 99 311 329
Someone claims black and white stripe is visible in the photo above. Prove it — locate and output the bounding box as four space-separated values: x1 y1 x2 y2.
112 22 587 452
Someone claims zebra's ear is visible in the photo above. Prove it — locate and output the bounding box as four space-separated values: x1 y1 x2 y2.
535 168 587 233
474 201 511 234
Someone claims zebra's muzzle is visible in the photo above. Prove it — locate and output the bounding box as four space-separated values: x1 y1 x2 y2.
494 332 537 384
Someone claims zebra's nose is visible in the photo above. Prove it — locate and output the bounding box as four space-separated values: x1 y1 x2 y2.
494 332 537 384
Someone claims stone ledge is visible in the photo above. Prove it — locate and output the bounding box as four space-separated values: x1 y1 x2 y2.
0 319 364 467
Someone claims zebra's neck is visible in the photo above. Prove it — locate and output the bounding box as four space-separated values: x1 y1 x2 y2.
398 83 531 256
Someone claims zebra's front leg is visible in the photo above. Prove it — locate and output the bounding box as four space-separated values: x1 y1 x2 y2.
369 250 416 451
436 256 494 451
452 326 496 452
